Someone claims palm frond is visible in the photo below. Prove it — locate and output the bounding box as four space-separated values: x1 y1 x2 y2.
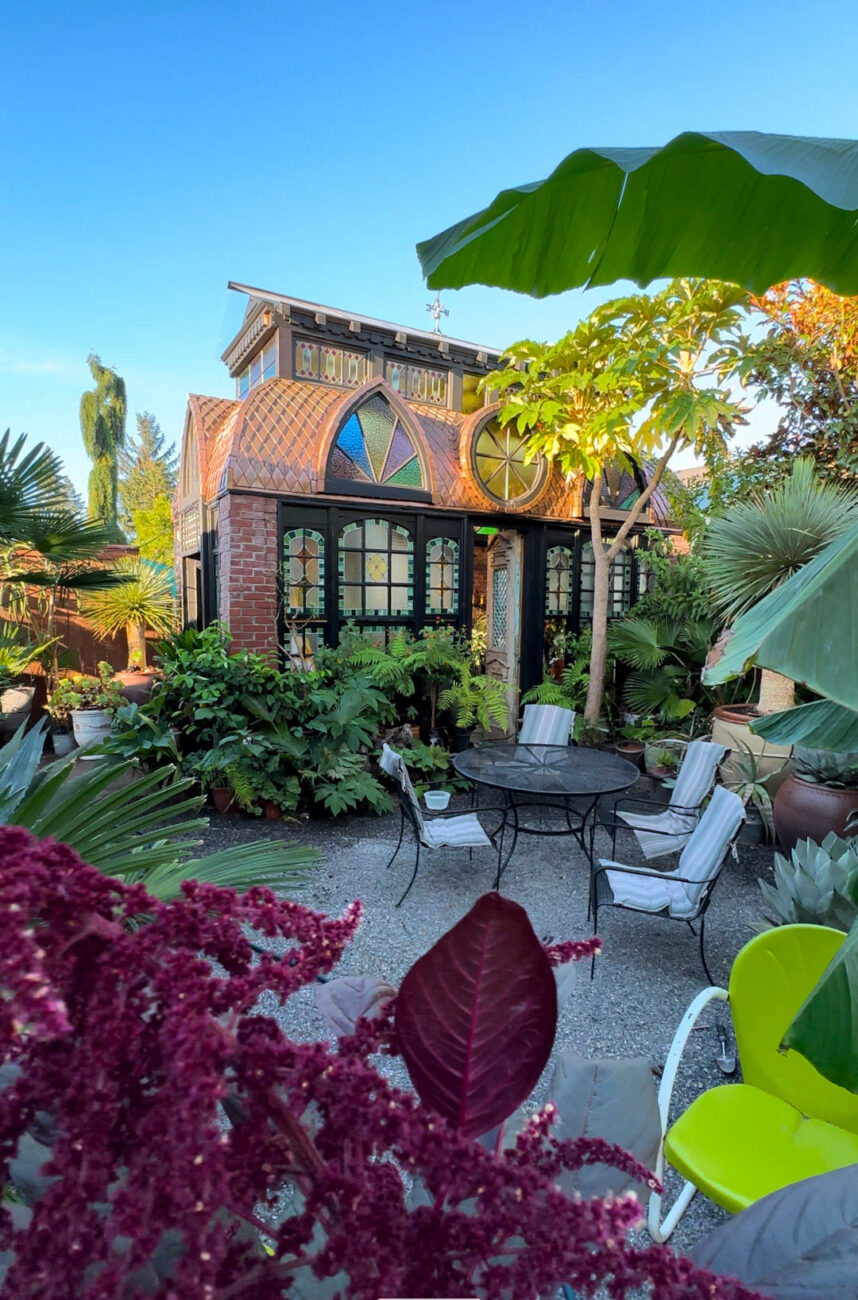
702 456 858 619
138 842 317 903
608 617 675 670
80 557 176 637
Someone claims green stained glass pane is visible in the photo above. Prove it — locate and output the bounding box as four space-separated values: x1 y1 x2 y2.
391 529 410 551
386 457 422 487
473 419 545 504
357 396 395 481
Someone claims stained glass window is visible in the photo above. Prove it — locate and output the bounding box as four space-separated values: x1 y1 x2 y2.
385 360 448 406
238 342 276 397
293 339 367 388
472 418 547 506
283 528 325 616
338 519 413 617
545 546 573 615
328 394 427 494
426 538 459 615
579 540 633 622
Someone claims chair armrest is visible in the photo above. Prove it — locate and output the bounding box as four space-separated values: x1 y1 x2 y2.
598 817 693 841
593 861 726 888
611 796 701 817
657 985 730 1131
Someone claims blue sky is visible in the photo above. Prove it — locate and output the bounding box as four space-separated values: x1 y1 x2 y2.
3 0 858 494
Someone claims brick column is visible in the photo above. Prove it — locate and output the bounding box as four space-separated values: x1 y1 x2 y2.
218 493 279 657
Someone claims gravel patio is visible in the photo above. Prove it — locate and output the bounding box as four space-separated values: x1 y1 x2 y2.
198 773 774 1260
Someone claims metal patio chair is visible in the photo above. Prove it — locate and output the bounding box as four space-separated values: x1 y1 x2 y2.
518 703 576 746
379 744 506 906
590 785 745 981
606 739 728 859
648 924 858 1242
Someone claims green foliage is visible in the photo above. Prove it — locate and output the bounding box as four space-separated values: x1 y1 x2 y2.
117 412 178 535
633 530 715 624
438 662 509 732
132 497 175 567
79 353 127 536
754 833 858 933
720 741 784 840
401 740 453 797
101 701 180 773
153 624 392 818
702 456 858 621
609 616 712 722
791 746 858 789
0 720 316 900
523 627 599 717
46 662 124 721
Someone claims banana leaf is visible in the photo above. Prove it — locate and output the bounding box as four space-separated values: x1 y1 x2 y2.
782 918 858 1093
702 521 858 711
753 700 858 751
417 131 858 297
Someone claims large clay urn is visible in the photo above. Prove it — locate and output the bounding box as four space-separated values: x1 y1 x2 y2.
773 774 858 851
115 670 157 705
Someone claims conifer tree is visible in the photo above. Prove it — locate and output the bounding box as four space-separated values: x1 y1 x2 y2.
118 412 178 534
79 353 127 538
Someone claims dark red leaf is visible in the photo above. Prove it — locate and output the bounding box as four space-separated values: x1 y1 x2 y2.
395 892 557 1138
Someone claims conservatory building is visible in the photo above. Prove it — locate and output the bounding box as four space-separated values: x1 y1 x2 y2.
175 283 671 696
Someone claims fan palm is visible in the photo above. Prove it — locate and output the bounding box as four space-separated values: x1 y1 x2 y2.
0 721 317 902
608 617 714 722
702 457 858 711
81 557 176 667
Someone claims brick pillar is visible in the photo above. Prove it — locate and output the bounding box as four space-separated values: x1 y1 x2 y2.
218 493 279 657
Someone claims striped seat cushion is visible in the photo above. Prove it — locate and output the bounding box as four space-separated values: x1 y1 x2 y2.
519 704 575 746
617 739 727 859
422 813 492 850
602 787 745 919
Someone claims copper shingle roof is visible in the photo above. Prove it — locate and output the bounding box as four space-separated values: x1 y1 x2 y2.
186 376 667 524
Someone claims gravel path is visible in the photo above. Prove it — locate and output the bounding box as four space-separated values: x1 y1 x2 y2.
198 774 774 1262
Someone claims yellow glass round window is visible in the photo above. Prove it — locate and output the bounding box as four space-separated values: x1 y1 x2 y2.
472 419 547 506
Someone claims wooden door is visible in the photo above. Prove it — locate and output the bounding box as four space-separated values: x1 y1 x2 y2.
484 530 523 735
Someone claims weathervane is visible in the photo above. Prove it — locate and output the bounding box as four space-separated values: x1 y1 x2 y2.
426 291 449 334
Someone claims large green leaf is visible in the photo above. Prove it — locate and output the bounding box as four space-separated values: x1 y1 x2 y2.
418 132 858 297
702 521 858 710
753 700 858 751
782 918 858 1093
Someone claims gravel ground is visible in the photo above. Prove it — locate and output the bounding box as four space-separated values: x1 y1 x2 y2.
198 774 775 1263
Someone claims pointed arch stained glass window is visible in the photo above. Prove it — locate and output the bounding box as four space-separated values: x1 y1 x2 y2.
327 394 426 492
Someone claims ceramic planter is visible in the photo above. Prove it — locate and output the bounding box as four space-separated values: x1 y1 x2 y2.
70 708 113 757
772 773 858 852
262 800 283 820
0 684 35 736
644 738 686 777
614 741 645 770
51 731 76 756
711 705 792 794
115 670 156 705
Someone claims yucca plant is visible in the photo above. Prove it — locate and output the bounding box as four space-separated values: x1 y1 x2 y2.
80 556 176 668
0 721 317 901
702 457 858 712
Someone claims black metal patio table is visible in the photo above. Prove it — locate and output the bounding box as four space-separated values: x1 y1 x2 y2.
451 743 640 880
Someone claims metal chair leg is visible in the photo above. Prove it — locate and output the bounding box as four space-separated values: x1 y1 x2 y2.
590 898 599 980
384 811 405 871
395 844 420 908
698 912 714 984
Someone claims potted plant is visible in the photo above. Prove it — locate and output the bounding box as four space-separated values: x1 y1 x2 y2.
407 627 468 746
773 746 858 851
614 717 657 769
438 662 510 749
46 662 124 757
80 557 175 703
644 735 687 779
721 740 786 844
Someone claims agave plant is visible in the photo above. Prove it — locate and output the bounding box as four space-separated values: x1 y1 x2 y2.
791 746 858 789
754 833 858 933
720 740 786 840
80 556 176 668
0 721 317 901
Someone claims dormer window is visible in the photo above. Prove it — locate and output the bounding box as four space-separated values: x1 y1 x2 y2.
238 342 276 398
385 359 448 406
293 339 368 388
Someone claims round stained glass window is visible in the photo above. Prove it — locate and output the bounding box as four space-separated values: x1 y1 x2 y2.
472 419 548 507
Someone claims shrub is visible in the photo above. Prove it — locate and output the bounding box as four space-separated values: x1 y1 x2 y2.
0 830 758 1299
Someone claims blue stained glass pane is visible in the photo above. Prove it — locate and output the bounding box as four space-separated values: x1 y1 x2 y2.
337 414 373 479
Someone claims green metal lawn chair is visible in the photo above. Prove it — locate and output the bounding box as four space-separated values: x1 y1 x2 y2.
649 923 858 1241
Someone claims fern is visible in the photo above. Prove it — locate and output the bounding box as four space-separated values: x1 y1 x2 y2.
224 762 255 812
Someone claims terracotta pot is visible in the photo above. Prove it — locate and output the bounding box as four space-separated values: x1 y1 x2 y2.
773 773 858 851
71 708 113 758
211 785 237 814
614 741 645 770
116 670 156 705
262 800 283 820
649 764 677 781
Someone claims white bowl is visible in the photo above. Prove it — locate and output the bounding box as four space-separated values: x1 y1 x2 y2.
424 789 451 811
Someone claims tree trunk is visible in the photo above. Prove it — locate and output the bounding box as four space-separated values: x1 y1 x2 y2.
757 668 795 714
584 479 611 727
126 620 147 669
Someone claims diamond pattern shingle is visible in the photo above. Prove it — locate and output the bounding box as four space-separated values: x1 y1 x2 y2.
186 376 660 526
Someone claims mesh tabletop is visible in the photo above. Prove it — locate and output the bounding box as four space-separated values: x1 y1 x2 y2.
452 743 639 797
